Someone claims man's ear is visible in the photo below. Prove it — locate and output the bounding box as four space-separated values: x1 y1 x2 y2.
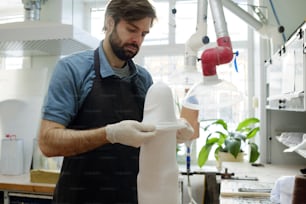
105 16 114 31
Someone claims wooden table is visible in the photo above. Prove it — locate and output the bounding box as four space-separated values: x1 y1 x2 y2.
0 173 55 204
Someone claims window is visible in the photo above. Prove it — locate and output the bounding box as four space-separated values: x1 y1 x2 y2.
174 1 197 44
143 1 169 45
1 57 24 70
0 15 23 24
90 8 105 40
0 14 24 70
143 55 184 82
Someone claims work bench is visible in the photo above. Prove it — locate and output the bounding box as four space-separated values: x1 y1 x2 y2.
218 162 301 204
0 162 304 204
180 162 304 204
0 174 54 204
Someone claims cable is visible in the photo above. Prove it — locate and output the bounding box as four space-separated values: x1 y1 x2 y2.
185 141 197 204
268 0 286 42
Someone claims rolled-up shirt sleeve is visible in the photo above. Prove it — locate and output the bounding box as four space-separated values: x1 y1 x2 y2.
42 51 95 126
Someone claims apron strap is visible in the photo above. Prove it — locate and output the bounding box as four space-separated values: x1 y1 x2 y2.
94 47 102 80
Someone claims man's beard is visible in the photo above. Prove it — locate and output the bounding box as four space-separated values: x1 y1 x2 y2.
109 28 139 61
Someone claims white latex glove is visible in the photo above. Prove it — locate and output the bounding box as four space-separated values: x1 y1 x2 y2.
176 118 194 144
105 120 156 147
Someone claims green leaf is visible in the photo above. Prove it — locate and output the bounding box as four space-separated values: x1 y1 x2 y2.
225 138 241 158
232 132 246 141
236 117 259 132
207 131 226 140
214 119 228 130
246 127 260 139
214 132 226 145
203 119 227 131
206 137 219 145
249 143 260 163
198 144 213 168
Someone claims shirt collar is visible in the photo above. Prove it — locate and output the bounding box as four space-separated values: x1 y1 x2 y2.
98 42 138 78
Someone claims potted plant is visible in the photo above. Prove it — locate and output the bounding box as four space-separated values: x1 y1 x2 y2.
197 117 260 168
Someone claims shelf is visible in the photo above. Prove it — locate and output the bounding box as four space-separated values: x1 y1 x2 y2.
264 21 306 165
296 149 306 158
0 21 99 57
266 106 306 112
275 136 306 159
265 21 306 112
266 92 306 111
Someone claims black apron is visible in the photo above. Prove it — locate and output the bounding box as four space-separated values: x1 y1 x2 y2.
52 48 144 204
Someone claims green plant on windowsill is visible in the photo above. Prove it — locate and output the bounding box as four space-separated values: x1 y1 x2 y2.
197 117 260 168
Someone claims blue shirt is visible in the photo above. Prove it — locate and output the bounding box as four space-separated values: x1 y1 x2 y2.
42 45 153 126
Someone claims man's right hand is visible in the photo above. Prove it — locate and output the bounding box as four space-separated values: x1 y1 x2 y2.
105 120 156 147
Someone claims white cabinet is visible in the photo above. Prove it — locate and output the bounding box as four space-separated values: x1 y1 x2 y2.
264 21 306 164
266 21 306 111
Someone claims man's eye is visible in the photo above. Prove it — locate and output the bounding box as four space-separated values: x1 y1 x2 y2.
127 28 137 33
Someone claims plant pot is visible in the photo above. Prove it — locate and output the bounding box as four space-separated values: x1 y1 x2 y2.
216 152 244 171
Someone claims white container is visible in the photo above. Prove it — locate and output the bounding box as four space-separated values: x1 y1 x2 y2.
0 138 24 175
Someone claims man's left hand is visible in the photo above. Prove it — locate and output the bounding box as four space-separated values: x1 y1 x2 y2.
176 118 194 143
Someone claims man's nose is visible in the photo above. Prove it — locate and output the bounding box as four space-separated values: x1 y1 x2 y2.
131 33 143 46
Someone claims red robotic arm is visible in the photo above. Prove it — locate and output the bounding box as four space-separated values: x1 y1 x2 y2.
201 36 233 76
201 0 233 76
